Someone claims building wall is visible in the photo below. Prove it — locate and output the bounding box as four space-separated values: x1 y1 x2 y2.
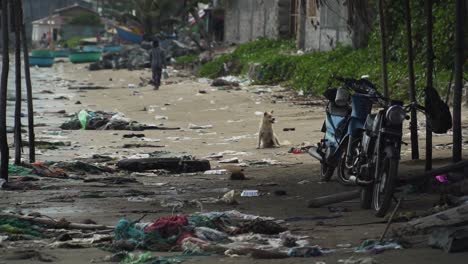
304 0 352 51
23 0 93 42
224 0 281 44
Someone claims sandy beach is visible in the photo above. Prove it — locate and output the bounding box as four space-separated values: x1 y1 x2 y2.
1 60 468 263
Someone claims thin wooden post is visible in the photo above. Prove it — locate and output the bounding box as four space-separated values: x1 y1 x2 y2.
0 0 10 181
13 0 22 165
404 0 419 160
425 0 434 171
378 0 389 97
19 0 34 163
296 0 307 50
453 0 465 162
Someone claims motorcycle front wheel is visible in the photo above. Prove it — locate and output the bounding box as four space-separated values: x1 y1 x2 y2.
372 153 398 217
337 138 359 186
320 162 335 181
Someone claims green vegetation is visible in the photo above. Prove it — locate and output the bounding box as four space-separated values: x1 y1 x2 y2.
174 54 199 65
64 36 85 48
199 1 464 101
68 13 102 26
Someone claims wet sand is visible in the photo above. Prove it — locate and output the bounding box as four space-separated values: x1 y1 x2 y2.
1 60 468 263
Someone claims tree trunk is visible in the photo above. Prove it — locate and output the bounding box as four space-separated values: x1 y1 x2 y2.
0 0 10 181
296 0 306 50
21 8 35 163
453 0 465 162
378 0 389 97
13 0 22 165
425 0 434 171
404 0 419 160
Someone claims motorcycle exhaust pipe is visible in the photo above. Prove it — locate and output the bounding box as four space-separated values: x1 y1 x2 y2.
308 146 323 162
348 176 373 186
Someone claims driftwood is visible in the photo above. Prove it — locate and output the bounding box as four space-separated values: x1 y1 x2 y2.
0 213 113 230
406 203 468 230
307 190 360 208
117 158 211 173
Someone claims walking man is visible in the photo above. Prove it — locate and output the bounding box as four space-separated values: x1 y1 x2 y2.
150 39 166 90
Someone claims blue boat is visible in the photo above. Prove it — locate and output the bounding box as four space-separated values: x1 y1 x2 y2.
116 26 143 44
103 45 123 53
29 56 54 67
82 45 103 52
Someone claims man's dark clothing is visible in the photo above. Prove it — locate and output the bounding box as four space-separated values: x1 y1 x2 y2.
150 47 165 88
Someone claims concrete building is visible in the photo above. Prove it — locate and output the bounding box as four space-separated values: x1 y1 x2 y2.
31 4 101 45
223 0 371 51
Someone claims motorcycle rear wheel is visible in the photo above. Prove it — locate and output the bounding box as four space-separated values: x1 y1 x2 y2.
372 154 398 217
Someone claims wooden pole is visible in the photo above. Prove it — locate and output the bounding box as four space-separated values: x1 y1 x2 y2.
296 0 306 50
452 0 465 162
425 0 434 171
307 190 360 208
404 0 419 160
13 0 22 165
378 0 389 97
19 0 34 163
0 0 10 181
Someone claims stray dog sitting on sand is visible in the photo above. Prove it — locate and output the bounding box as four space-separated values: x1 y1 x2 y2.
257 111 280 148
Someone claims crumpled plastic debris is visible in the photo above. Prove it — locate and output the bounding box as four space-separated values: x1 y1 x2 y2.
355 239 402 254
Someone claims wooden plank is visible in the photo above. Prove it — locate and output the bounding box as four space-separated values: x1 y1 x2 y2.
407 203 468 230
307 190 360 208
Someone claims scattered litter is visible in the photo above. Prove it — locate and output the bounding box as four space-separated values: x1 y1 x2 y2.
288 246 326 257
204 169 228 175
339 257 377 264
355 240 402 254
219 158 239 164
155 115 168 120
241 190 259 197
220 190 238 205
123 134 145 138
127 197 154 202
188 124 213 129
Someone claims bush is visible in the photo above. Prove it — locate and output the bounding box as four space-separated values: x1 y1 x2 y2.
174 54 198 65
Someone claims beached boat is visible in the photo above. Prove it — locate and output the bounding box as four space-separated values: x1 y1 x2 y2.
115 26 143 44
29 56 54 67
103 45 123 53
31 49 53 57
53 50 69 58
82 45 103 52
68 51 102 63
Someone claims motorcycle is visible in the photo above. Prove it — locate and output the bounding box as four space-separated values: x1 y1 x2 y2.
335 77 425 217
309 77 375 184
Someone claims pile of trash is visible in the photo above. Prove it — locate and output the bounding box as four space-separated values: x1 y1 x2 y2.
89 45 150 71
113 210 328 259
60 110 149 131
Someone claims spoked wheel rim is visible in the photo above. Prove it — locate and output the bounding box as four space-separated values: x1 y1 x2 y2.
374 167 388 211
337 139 360 185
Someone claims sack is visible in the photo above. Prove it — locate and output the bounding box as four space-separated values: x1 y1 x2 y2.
425 86 452 134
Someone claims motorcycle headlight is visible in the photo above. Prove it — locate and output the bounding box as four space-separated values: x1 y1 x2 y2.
386 106 406 125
